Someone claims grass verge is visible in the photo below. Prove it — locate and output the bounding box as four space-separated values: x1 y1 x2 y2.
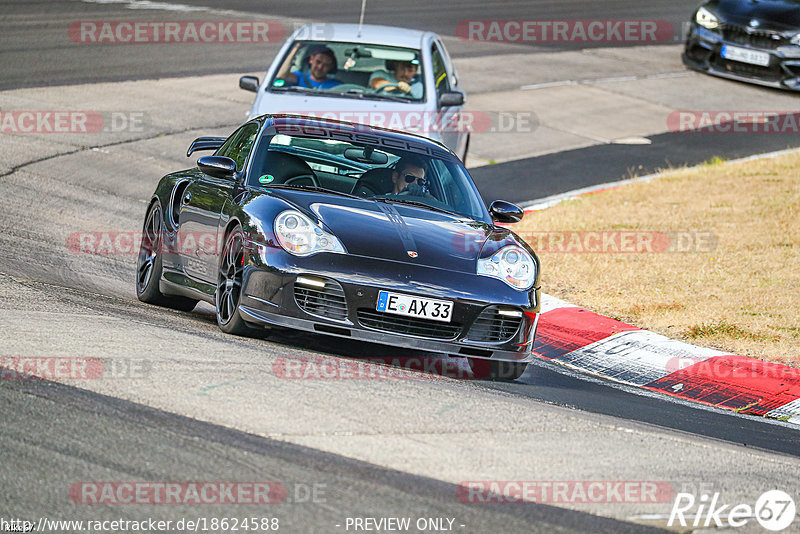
515 150 800 366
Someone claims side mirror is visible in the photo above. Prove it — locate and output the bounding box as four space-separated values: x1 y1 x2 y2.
439 91 465 107
239 75 260 93
198 156 237 180
489 200 524 224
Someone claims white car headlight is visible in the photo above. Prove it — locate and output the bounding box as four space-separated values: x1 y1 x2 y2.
696 6 720 29
274 210 346 257
477 245 536 291
791 33 800 46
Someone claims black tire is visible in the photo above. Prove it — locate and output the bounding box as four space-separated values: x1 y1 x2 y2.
216 226 252 336
468 358 527 381
136 202 198 312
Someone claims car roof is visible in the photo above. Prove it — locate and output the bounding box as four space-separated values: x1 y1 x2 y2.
292 23 431 49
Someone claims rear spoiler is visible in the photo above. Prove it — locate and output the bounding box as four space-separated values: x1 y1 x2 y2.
187 137 226 157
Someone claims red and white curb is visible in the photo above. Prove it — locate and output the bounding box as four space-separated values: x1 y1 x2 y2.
520 149 800 424
534 295 800 425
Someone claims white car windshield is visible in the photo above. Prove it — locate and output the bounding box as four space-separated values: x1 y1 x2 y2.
269 41 425 102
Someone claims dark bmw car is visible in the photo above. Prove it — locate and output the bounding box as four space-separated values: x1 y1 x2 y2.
683 0 800 90
136 115 540 379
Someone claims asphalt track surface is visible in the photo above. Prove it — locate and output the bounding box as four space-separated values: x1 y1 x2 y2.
0 0 700 89
470 129 800 205
1 377 666 534
3 1 800 532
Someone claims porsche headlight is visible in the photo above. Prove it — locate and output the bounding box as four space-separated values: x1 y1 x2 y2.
274 210 345 257
695 6 720 29
477 245 536 291
791 33 800 46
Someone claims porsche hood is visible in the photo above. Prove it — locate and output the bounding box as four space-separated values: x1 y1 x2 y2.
262 190 520 272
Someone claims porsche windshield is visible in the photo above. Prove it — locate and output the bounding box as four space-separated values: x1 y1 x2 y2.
269 41 425 102
247 130 489 222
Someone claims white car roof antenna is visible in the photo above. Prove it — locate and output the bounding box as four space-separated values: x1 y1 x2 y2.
357 0 367 38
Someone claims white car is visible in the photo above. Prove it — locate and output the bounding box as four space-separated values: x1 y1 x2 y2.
239 23 470 161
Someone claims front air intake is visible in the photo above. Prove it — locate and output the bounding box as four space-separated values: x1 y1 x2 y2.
294 277 348 322
467 306 523 343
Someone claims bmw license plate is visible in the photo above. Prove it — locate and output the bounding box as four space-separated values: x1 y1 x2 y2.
376 291 453 323
721 44 770 67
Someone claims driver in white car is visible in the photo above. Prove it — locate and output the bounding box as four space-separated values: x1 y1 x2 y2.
369 60 423 98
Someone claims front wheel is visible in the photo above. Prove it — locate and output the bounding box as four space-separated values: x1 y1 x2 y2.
216 226 252 336
136 202 197 312
468 358 527 381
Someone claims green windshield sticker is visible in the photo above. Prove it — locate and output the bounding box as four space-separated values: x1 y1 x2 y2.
273 79 286 87
259 174 275 184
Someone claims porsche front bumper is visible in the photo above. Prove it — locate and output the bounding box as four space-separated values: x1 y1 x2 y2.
238 248 539 363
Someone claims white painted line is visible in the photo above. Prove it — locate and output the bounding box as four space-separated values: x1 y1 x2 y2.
611 136 652 145
556 330 725 386
584 75 638 84
520 71 692 91
81 0 304 21
519 80 578 91
83 0 216 11
645 72 696 80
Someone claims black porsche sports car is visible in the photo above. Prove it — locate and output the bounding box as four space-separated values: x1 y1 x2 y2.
136 115 540 379
683 0 800 90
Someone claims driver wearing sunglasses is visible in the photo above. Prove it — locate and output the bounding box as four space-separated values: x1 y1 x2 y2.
391 156 428 196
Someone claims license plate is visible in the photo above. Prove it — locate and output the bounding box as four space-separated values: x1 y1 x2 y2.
721 44 770 67
376 291 453 323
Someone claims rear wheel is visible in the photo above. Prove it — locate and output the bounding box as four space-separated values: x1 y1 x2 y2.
468 358 527 381
216 226 251 336
136 202 198 312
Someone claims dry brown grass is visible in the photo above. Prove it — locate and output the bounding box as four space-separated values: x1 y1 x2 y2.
516 150 800 366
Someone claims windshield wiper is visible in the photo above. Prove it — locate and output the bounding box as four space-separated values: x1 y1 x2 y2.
356 93 410 103
270 86 319 94
375 197 457 216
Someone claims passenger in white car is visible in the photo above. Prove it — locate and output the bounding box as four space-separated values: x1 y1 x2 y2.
276 44 341 89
